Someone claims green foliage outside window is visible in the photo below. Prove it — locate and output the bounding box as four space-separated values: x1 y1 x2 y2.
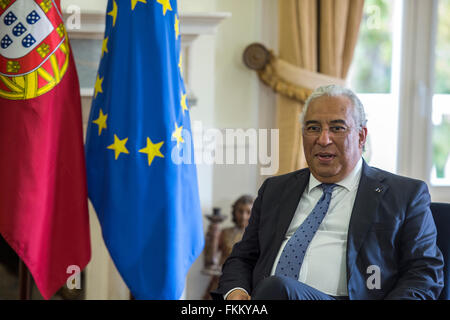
433 117 450 178
432 0 450 179
351 0 450 179
434 0 450 94
350 0 392 93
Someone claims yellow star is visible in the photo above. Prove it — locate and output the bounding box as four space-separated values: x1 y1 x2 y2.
107 134 129 160
156 0 172 15
172 123 184 147
92 108 108 136
178 54 183 76
139 137 164 166
108 0 118 27
94 75 103 98
101 37 108 58
131 0 146 10
174 14 180 39
180 94 188 114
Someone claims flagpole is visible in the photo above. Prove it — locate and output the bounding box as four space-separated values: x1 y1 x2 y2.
18 260 32 300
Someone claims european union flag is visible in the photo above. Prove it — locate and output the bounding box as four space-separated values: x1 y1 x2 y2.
85 0 204 299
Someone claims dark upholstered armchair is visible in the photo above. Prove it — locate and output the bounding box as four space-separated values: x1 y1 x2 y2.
430 202 450 300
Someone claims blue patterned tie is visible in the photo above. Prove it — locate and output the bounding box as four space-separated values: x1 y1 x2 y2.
275 183 337 279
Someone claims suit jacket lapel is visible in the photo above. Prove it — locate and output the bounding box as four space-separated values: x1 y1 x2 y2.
265 169 310 275
346 160 389 282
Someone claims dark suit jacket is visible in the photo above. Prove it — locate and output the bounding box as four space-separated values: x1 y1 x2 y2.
213 161 444 300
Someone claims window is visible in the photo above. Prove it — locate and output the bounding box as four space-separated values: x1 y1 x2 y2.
348 0 399 173
350 0 393 94
431 0 450 186
349 0 450 201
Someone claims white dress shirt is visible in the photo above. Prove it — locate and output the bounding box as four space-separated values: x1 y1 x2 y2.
270 158 362 296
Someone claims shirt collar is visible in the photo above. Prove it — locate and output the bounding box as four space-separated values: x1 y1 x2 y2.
308 158 363 193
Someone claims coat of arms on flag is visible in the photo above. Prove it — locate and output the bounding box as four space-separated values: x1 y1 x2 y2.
0 0 69 100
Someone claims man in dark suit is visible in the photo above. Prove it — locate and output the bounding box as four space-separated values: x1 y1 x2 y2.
213 85 444 300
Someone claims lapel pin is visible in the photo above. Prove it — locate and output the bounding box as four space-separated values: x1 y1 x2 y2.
375 187 382 193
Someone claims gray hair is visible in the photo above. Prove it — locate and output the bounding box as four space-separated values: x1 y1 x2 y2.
301 84 368 129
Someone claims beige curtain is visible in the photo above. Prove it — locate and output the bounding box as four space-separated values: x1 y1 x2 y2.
275 0 364 175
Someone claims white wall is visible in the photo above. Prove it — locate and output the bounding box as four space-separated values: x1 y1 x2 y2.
181 0 277 226
211 0 261 222
181 0 277 299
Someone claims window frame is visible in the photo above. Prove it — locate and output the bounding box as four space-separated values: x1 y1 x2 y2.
396 0 450 201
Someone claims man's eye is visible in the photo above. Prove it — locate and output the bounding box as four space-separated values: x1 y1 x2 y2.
330 126 346 133
306 126 321 132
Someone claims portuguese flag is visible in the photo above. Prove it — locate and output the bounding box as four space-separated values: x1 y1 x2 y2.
0 0 91 299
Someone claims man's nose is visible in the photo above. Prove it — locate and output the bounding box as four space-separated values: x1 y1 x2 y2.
317 129 333 146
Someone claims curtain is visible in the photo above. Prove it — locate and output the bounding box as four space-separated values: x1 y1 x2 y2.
275 0 364 175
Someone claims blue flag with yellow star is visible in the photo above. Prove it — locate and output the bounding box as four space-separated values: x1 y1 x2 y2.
85 0 204 299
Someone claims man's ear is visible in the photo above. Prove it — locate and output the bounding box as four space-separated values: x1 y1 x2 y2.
359 126 368 149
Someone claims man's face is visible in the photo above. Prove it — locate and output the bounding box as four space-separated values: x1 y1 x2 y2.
302 95 367 184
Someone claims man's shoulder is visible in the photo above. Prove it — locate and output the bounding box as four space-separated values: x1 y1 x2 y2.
263 167 310 185
365 164 428 190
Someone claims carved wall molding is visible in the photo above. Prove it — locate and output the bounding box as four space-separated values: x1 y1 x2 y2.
66 11 231 108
